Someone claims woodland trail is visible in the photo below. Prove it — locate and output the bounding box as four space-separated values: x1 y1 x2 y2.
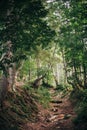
21 89 76 130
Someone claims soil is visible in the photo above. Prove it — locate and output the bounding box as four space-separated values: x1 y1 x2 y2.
21 89 76 130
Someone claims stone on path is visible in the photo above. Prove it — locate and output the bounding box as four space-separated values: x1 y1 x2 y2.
51 100 62 104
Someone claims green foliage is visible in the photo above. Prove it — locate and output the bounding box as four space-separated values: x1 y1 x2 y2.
0 0 55 75
71 89 87 102
70 89 87 130
55 83 73 92
74 103 87 123
74 103 87 130
0 0 87 128
36 87 51 108
19 58 36 79
55 84 65 91
23 84 51 108
44 69 53 84
23 84 34 93
46 0 87 89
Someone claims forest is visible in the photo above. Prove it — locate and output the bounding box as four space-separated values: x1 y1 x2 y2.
0 0 87 130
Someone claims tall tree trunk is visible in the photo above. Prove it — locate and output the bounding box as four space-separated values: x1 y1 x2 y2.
8 63 16 91
51 65 59 86
73 60 83 88
61 49 67 84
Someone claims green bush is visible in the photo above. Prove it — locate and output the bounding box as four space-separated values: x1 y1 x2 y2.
73 89 87 130
36 87 51 108
23 84 51 108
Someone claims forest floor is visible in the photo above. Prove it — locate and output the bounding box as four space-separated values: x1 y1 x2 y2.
21 88 76 130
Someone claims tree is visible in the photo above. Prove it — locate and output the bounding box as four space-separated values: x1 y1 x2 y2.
45 0 87 89
0 0 55 90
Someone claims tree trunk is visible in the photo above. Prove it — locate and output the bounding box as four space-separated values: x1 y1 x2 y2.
32 74 46 88
0 75 9 108
73 60 83 88
8 63 16 91
83 63 87 89
62 50 67 84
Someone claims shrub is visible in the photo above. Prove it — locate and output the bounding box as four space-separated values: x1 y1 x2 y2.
36 87 51 108
73 89 87 130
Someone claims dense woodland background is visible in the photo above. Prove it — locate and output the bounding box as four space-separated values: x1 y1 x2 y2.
0 0 87 130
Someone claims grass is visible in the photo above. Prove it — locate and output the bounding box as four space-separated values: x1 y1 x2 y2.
35 86 51 108
23 84 51 108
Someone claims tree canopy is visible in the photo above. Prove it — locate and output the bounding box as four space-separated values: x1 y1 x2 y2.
0 0 55 74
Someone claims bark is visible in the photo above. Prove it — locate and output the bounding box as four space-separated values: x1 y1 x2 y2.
32 74 46 88
83 63 87 89
61 50 67 84
73 60 83 88
49 63 59 87
8 63 16 91
53 75 59 86
0 75 9 108
67 78 76 88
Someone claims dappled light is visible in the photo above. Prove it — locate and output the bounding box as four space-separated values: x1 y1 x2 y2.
0 0 87 130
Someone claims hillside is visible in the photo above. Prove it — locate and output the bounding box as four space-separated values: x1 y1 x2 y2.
0 85 77 130
0 86 38 130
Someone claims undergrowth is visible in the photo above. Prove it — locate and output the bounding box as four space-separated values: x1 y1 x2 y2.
70 89 87 130
53 84 72 98
36 86 51 108
0 87 38 130
23 84 51 108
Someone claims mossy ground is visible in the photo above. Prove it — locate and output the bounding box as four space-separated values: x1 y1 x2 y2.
0 85 52 130
0 87 38 130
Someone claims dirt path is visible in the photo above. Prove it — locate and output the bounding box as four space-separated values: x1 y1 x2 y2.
21 89 76 130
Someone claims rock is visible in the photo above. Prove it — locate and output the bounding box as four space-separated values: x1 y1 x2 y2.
41 125 47 128
64 114 71 119
58 114 65 120
51 100 62 104
54 105 60 107
56 126 60 129
51 108 58 112
50 115 57 120
47 115 58 122
46 118 51 122
53 113 59 115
